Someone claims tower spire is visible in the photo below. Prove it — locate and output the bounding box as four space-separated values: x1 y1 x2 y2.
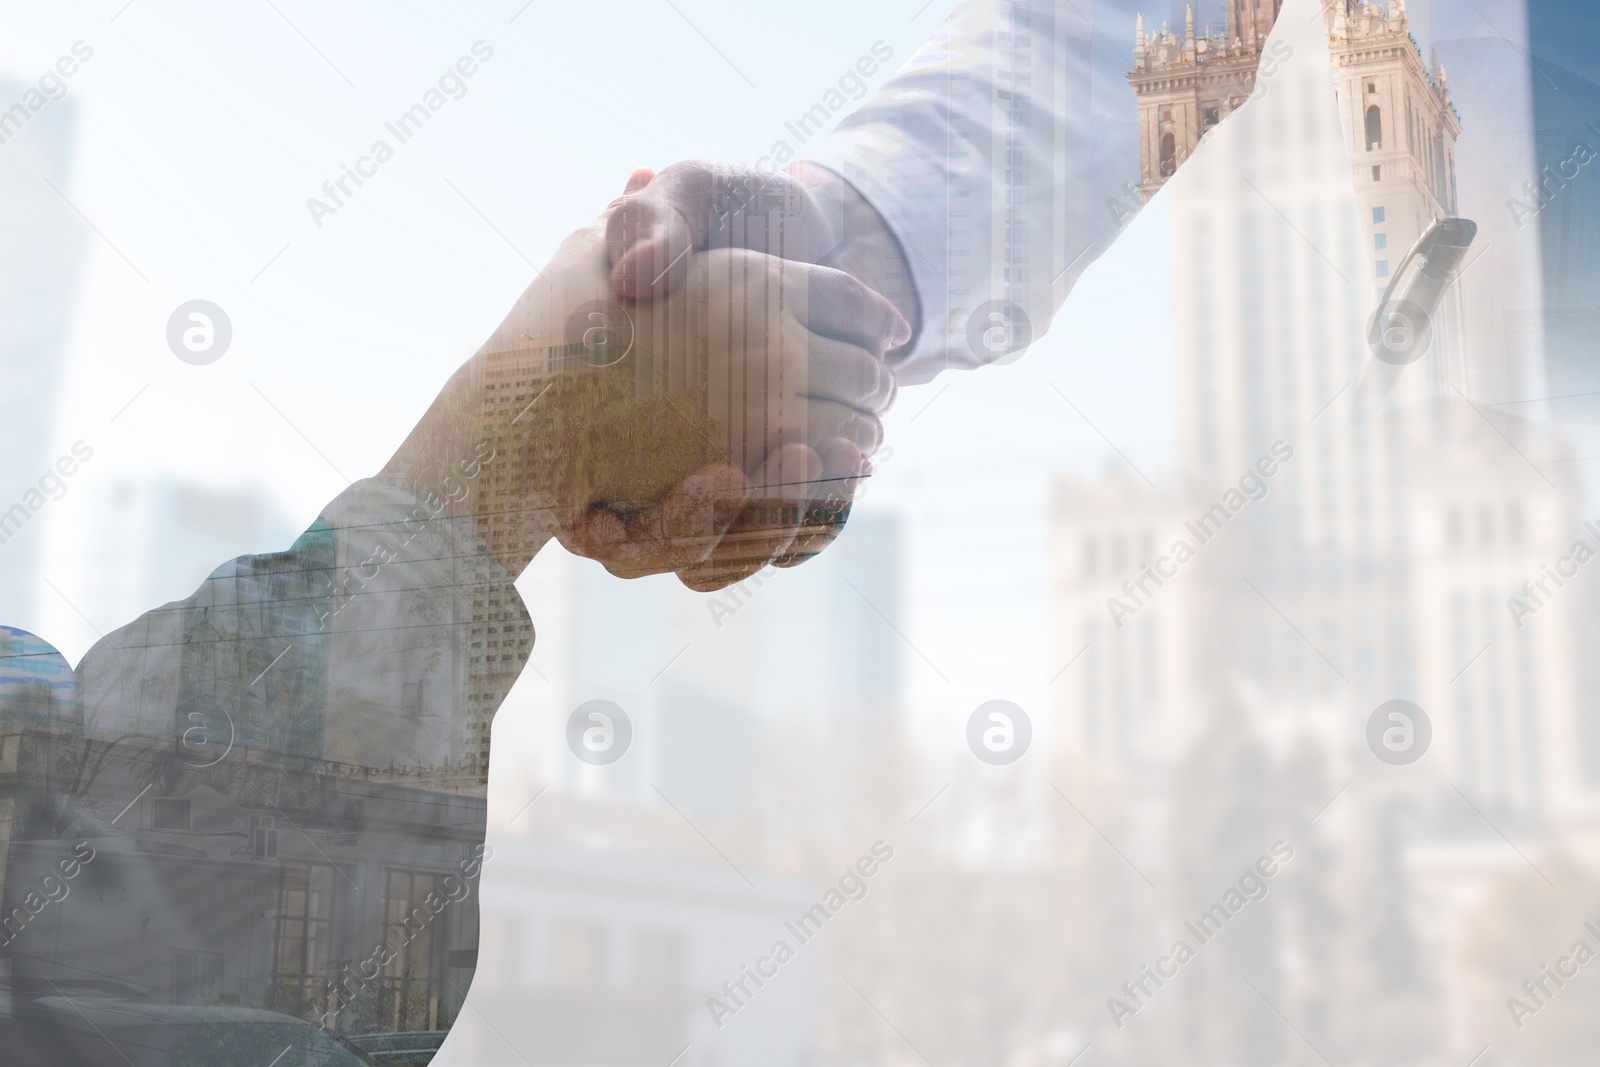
1185 4 1195 47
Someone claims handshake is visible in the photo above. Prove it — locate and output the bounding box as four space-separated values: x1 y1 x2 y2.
383 161 915 589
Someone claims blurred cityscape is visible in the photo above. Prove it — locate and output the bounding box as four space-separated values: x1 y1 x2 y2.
460 4 1600 1067
4 2 1600 1066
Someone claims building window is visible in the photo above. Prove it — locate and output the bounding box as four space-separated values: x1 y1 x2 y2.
382 870 449 1030
1367 81 1377 94
1160 132 1176 177
1203 107 1220 127
270 864 336 1014
1372 165 1381 180
1373 206 1386 223
1376 260 1390 277
1375 233 1387 250
1365 105 1383 151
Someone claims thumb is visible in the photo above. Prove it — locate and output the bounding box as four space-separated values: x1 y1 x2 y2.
607 165 708 303
623 166 655 194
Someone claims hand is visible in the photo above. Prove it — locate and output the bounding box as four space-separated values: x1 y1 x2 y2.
606 161 915 331
557 162 916 588
381 203 900 583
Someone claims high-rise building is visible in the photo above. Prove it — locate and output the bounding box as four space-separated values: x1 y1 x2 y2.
1057 0 1590 813
0 90 84 624
1051 7 1596 1060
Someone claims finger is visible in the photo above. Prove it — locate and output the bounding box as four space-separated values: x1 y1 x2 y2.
782 437 863 555
813 437 864 497
782 261 912 356
578 465 751 580
803 330 899 414
624 166 655 194
607 162 724 301
608 200 694 302
770 484 855 566
559 412 867 584
676 553 766 592
562 506 697 581
558 506 668 580
698 251 901 405
556 506 628 563
771 520 848 568
607 162 816 301
798 400 883 464
623 464 752 569
746 441 824 503
771 443 865 567
675 508 793 591
703 462 855 581
674 445 820 589
719 252 907 362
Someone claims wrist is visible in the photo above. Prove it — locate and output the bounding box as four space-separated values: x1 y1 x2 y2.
381 362 556 578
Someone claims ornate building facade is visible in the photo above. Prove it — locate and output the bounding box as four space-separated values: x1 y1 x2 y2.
1130 0 1459 253
1129 0 1286 201
1043 9 1599 1060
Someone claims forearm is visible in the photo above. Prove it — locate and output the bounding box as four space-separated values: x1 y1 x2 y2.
71 476 531 771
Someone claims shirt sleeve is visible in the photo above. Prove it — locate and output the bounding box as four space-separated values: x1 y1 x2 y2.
1 476 530 1057
802 0 1143 385
73 476 531 776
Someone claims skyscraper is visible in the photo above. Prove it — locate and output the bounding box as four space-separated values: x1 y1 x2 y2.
1057 0 1590 814
1053 7 1595 1060
0 90 84 624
